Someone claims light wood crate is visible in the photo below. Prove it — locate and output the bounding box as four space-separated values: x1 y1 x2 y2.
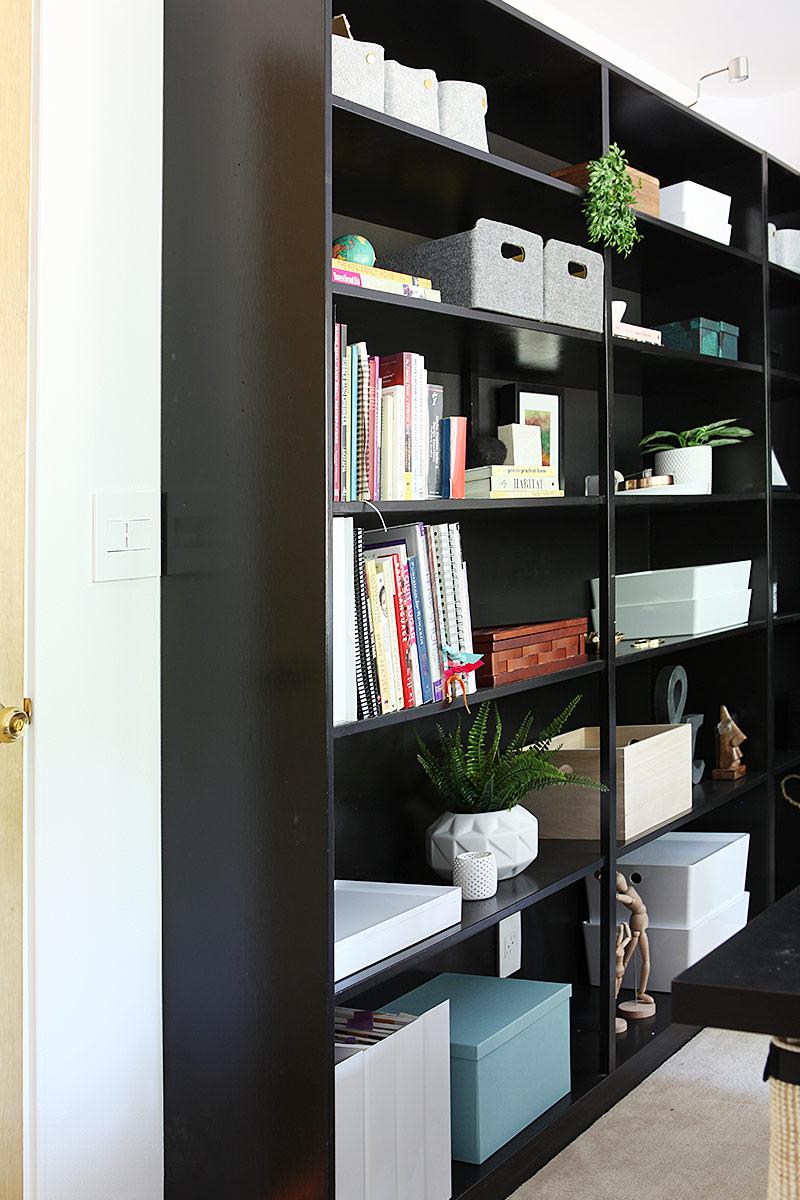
549 163 660 217
523 724 692 842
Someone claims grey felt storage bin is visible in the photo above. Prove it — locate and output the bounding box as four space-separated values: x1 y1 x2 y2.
331 35 385 112
384 61 439 132
543 239 604 332
384 219 544 318
438 81 489 151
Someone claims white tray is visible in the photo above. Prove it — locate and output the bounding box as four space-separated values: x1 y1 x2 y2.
334 880 462 982
583 891 750 993
591 560 751 608
592 589 751 639
586 831 750 926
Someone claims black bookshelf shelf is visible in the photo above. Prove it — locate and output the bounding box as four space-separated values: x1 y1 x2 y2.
615 622 767 666
613 337 763 391
775 611 800 625
334 840 604 1002
331 282 601 387
333 657 606 738
334 496 602 517
770 262 800 307
771 367 800 400
615 492 765 512
776 750 800 775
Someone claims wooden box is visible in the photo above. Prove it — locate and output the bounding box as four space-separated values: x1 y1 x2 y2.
523 724 692 842
472 618 587 687
549 163 660 218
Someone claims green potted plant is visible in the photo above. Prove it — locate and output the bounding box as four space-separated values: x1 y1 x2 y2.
417 697 601 881
639 419 754 495
583 143 643 258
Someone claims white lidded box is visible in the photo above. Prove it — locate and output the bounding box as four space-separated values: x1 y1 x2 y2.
335 1000 451 1200
523 724 692 842
334 880 461 982
592 589 752 639
585 831 750 926
591 560 751 608
583 891 750 993
660 181 732 224
660 211 732 245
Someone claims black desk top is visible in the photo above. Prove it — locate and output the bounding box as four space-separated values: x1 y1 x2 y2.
672 887 800 1037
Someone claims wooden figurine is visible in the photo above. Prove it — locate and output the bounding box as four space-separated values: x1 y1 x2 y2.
615 922 632 1034
616 872 656 1021
712 704 747 780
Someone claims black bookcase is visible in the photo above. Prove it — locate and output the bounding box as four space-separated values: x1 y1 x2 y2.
161 2 800 1197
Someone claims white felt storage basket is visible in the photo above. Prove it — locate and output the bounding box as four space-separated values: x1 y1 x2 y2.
335 1001 451 1200
774 228 800 273
331 35 385 111
591 561 752 608
585 831 750 926
592 589 752 639
384 60 439 132
438 80 489 150
583 891 750 993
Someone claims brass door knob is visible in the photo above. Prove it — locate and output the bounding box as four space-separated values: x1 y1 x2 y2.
0 699 31 744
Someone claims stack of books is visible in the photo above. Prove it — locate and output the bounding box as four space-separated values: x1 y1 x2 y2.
332 517 477 723
464 464 563 499
331 258 441 303
333 325 467 502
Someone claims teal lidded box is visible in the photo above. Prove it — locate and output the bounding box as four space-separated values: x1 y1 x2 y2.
656 317 740 360
384 973 572 1164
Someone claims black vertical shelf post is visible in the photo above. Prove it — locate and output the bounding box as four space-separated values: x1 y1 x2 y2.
762 151 777 905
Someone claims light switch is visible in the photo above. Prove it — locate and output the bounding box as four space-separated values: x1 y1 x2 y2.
93 493 161 582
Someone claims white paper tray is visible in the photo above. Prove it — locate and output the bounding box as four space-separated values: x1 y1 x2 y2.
591 560 752 607
334 880 462 982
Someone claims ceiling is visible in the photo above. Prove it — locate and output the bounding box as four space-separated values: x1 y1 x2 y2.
534 0 799 99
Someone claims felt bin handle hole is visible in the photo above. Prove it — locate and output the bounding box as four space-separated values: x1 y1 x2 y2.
568 261 588 278
501 243 526 262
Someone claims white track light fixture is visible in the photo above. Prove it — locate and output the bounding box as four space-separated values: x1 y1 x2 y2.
689 56 750 108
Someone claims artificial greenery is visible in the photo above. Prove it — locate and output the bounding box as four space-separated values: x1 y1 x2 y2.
416 697 603 816
639 418 754 455
584 142 643 258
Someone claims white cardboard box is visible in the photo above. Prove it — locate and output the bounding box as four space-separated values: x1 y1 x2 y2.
335 1001 452 1200
334 880 462 982
660 181 732 224
592 589 752 639
591 561 752 608
586 831 750 926
583 891 750 993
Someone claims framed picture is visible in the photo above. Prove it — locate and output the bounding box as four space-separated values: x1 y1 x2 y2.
517 390 561 480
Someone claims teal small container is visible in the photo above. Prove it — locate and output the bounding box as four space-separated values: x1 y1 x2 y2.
656 317 740 360
384 973 572 1164
718 320 740 361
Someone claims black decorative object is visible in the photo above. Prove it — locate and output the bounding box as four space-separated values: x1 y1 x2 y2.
466 435 507 469
654 664 705 784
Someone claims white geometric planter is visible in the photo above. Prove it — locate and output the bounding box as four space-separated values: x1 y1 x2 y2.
426 806 539 881
654 445 712 495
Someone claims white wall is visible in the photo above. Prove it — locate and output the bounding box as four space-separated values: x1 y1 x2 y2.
27 2 163 1198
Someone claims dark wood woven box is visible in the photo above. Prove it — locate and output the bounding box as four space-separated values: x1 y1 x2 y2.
472 618 588 687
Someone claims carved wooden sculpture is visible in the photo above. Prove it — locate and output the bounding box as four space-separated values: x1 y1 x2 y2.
712 704 747 780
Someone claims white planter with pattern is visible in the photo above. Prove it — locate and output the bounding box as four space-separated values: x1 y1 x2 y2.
654 445 712 494
426 806 539 881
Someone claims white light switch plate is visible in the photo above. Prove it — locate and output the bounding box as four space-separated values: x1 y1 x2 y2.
93 492 161 582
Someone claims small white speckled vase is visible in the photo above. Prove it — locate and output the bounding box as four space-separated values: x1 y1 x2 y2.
453 851 498 900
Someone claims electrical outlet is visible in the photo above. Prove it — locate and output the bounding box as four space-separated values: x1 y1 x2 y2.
498 912 522 977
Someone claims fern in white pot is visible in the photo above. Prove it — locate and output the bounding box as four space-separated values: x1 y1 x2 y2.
639 419 754 495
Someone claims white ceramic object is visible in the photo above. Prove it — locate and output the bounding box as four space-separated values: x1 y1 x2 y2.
611 299 627 323
331 35 386 111
384 61 440 132
453 850 498 900
591 560 752 608
438 80 489 151
653 445 713 493
334 880 462 981
592 589 752 639
660 210 732 245
586 831 750 926
660 181 732 224
426 806 539 881
583 890 750 993
774 228 800 274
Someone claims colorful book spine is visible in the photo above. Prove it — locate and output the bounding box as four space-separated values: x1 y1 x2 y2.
331 266 441 302
426 385 444 498
380 560 405 709
407 556 433 704
349 343 359 501
353 527 379 719
340 324 349 500
331 258 433 288
366 559 395 714
389 555 414 708
448 417 467 500
356 343 369 500
401 559 423 706
440 419 451 499
333 323 341 502
379 353 414 500
368 357 379 500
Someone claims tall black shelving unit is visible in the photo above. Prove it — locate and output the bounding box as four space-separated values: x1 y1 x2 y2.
161 3 800 1198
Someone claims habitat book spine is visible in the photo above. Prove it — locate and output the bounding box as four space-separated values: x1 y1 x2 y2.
465 487 566 498
331 258 433 288
331 266 441 302
465 478 562 495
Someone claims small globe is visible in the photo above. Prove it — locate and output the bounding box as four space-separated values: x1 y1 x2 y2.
333 233 376 266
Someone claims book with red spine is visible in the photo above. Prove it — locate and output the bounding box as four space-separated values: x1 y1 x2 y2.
379 353 414 500
449 416 467 499
389 553 414 708
333 323 341 501
401 559 423 706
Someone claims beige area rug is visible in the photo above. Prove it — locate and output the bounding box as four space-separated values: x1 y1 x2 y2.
512 1028 771 1200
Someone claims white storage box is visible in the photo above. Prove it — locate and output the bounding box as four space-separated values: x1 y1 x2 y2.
334 880 462 982
335 1001 451 1200
660 181 732 224
583 891 749 993
592 589 752 639
591 560 752 608
774 228 800 274
585 831 750 925
660 211 732 245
